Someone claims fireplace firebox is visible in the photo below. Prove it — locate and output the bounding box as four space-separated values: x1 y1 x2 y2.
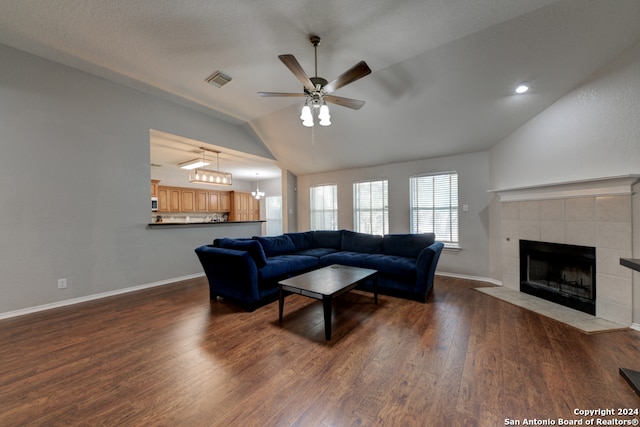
519 240 596 315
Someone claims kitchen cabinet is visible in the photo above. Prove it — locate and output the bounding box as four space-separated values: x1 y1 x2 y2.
195 190 208 212
181 189 196 212
219 192 231 211
157 186 182 212
230 191 260 221
157 187 169 212
154 182 233 213
169 188 181 212
151 180 160 197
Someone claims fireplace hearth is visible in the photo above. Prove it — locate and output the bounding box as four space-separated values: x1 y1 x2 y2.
520 240 596 315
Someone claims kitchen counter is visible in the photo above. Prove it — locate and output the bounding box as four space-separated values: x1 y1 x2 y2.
148 220 265 228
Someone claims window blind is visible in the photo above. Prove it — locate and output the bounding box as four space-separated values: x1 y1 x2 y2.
310 184 338 230
353 180 388 235
410 172 458 244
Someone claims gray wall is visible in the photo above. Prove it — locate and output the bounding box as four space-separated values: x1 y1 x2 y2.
297 151 491 278
0 43 272 315
489 40 640 323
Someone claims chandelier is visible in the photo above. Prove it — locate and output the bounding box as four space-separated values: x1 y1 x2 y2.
252 173 265 200
183 148 232 186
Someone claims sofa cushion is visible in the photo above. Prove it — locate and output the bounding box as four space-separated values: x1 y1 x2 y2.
295 248 339 258
253 235 296 257
217 238 267 267
312 230 344 249
320 251 371 268
342 230 382 254
361 254 417 278
258 255 319 281
285 232 314 251
382 233 435 258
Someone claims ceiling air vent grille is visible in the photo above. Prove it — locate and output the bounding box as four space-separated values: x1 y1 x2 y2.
205 70 232 88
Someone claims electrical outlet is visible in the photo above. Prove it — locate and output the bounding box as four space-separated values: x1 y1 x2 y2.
57 278 67 289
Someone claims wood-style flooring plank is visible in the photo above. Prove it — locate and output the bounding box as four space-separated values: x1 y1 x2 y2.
1 276 639 426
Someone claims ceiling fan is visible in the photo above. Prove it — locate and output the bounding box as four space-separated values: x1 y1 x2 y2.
258 35 371 112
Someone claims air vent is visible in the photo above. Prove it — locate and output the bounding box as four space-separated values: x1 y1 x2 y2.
205 70 232 88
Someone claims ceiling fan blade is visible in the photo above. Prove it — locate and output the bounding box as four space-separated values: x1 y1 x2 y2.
324 95 365 110
258 92 305 97
323 61 371 94
278 54 316 92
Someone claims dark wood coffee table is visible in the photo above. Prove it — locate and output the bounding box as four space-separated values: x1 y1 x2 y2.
278 264 378 340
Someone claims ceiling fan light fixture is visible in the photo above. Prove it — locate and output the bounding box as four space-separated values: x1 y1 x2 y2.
301 103 314 127
318 103 331 126
300 104 312 121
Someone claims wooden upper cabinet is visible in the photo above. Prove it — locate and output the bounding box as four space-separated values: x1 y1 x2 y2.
219 192 231 211
181 189 196 212
195 190 208 212
157 187 169 212
151 180 160 197
154 182 232 213
169 188 181 212
208 191 219 212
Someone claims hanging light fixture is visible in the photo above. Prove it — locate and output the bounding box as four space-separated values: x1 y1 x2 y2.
252 173 265 200
187 148 233 186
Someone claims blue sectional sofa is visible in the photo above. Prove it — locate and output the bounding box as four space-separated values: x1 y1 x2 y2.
195 230 444 311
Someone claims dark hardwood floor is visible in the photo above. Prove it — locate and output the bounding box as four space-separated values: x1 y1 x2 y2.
1 276 638 426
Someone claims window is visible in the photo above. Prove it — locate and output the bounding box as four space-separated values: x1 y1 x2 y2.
310 184 338 230
353 180 388 235
265 196 282 236
410 171 458 246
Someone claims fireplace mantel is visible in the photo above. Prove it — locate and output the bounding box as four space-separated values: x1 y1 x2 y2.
489 175 639 202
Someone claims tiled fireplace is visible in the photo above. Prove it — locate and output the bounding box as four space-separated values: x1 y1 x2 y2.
494 176 637 326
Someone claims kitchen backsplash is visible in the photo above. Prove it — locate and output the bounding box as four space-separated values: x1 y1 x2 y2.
151 212 229 224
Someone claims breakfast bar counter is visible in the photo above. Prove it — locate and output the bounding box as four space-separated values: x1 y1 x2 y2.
148 220 265 228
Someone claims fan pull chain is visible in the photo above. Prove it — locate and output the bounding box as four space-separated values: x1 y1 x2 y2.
311 124 316 165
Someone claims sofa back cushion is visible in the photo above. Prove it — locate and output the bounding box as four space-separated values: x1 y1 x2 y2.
285 232 314 251
382 233 436 258
312 230 344 250
217 238 268 267
253 235 296 257
341 230 382 254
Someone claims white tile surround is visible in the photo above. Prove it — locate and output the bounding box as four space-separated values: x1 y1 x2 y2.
492 176 639 326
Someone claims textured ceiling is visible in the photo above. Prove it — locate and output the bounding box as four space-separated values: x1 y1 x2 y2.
1 0 639 176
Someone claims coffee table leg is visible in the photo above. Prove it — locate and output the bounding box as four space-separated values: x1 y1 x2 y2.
279 285 284 323
374 275 378 304
323 296 332 340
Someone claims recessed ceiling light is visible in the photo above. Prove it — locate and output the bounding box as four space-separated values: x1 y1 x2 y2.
515 84 529 94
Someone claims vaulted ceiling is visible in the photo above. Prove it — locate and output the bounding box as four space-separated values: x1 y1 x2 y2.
1 0 639 176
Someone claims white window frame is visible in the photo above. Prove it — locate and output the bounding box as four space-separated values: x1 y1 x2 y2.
310 184 338 230
410 171 459 247
353 179 389 235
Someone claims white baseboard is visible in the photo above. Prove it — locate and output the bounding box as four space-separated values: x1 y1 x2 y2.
436 271 502 286
0 273 205 321
631 323 640 332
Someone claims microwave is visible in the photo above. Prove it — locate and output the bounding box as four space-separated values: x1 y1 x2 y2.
151 197 158 212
